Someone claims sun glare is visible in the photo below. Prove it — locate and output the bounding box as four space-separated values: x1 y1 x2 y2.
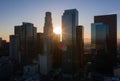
53 27 61 34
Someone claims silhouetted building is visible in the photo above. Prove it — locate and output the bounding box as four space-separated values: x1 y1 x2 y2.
0 57 12 81
37 33 44 54
91 14 117 75
14 22 37 65
0 37 2 48
53 33 61 68
1 40 7 48
93 49 116 74
62 9 78 75
44 12 53 36
94 14 117 54
9 35 20 63
91 23 108 50
40 12 53 75
0 39 9 56
76 25 84 67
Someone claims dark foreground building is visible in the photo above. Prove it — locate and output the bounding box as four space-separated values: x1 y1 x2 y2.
92 14 117 75
76 26 84 67
94 14 117 54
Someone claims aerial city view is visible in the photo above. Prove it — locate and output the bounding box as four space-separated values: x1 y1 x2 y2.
0 0 120 81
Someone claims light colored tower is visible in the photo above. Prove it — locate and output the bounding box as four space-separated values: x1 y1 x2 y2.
39 12 53 75
44 12 53 36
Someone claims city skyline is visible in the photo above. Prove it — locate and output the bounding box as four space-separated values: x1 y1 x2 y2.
0 2 120 80
0 0 120 42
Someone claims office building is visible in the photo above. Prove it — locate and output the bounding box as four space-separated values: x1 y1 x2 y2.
76 25 84 67
91 23 108 50
94 14 117 54
13 22 37 65
40 12 53 75
62 9 78 75
0 40 9 56
92 14 117 74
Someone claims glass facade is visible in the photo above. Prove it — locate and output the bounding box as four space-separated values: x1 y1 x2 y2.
94 14 117 54
62 9 78 46
62 9 78 74
91 23 108 49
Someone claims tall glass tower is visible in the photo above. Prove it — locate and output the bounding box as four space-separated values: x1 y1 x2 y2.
62 9 78 75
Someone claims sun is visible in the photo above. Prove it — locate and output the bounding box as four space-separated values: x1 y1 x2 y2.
53 27 61 34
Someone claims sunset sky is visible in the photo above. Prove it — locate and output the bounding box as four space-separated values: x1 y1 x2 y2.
0 0 120 42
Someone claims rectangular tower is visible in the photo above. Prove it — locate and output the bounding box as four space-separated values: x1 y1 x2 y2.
76 26 84 67
14 22 37 65
93 15 117 74
62 9 78 75
94 14 117 54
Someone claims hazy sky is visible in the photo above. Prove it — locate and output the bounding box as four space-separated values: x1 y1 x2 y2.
0 0 120 42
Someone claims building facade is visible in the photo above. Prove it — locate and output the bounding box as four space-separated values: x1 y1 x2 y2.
40 12 54 75
13 22 37 65
9 35 20 63
76 25 84 67
62 9 78 75
91 23 108 50
94 14 117 54
92 14 117 74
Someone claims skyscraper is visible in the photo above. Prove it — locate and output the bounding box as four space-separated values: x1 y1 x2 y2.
92 14 117 74
44 12 53 36
13 22 37 65
94 14 117 54
62 9 78 75
76 25 84 67
91 23 108 50
39 12 53 75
